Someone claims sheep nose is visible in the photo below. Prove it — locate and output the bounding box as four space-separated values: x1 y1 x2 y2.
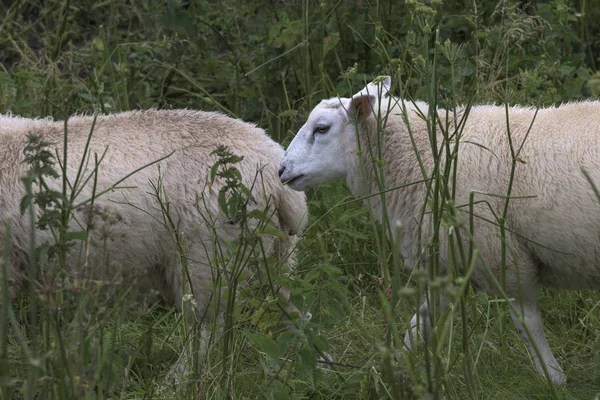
278 166 286 178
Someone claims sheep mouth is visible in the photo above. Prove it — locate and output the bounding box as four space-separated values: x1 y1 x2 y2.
283 174 304 186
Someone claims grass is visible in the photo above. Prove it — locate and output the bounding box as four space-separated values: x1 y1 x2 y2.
1 0 600 399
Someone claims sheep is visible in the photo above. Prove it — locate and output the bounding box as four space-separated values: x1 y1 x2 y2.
278 76 600 386
0 109 307 331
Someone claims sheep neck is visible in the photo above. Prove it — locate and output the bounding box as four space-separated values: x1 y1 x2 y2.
346 99 436 265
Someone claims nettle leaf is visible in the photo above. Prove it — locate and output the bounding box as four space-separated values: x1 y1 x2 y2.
231 167 243 182
35 190 63 208
228 196 240 221
247 332 279 360
271 390 292 400
37 210 62 230
577 67 591 81
248 209 274 225
218 190 228 216
560 64 574 77
322 263 342 276
304 268 320 284
229 155 244 164
277 331 297 356
240 185 253 201
323 32 340 56
268 13 302 49
297 347 317 373
310 334 330 353
278 109 297 119
210 162 220 183
19 193 32 215
64 231 88 242
260 225 286 240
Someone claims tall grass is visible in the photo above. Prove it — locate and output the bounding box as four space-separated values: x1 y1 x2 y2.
1 0 600 399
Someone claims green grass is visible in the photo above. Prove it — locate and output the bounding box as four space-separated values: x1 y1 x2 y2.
2 0 600 399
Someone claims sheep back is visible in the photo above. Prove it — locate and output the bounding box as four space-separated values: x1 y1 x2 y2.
360 99 600 294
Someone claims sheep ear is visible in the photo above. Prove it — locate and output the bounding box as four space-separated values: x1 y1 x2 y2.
377 76 392 97
348 76 392 120
349 93 376 120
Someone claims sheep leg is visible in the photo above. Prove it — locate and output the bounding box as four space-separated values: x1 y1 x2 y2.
161 324 222 397
404 293 448 350
278 285 338 367
509 296 566 386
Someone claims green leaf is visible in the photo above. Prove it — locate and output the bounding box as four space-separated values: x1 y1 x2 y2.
323 263 342 276
323 32 340 56
64 231 88 241
297 347 317 370
240 186 253 200
560 65 574 77
20 193 32 215
247 332 279 360
311 334 330 352
278 109 297 119
577 67 591 81
304 269 320 284
260 224 286 239
210 162 220 183
218 190 228 216
277 331 297 356
228 196 240 220
271 390 292 400
248 209 274 225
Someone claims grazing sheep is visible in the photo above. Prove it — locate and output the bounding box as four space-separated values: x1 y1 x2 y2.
0 109 307 325
278 77 600 386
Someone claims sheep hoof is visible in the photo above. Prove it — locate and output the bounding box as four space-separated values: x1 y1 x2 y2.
403 311 425 351
548 367 567 386
302 311 312 322
317 351 334 371
403 327 419 351
159 360 188 393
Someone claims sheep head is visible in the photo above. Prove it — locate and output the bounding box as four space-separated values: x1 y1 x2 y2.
279 76 391 191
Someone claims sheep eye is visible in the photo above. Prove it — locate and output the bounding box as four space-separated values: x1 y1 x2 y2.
313 125 330 135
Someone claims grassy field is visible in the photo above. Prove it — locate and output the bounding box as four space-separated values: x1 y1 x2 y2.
1 0 600 399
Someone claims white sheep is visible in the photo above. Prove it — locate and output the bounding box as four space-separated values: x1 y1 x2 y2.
1 109 307 326
278 77 600 386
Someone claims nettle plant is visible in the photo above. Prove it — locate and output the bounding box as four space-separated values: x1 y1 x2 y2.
174 146 329 397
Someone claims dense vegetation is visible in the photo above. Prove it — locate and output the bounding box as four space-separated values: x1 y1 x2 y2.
1 0 599 399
